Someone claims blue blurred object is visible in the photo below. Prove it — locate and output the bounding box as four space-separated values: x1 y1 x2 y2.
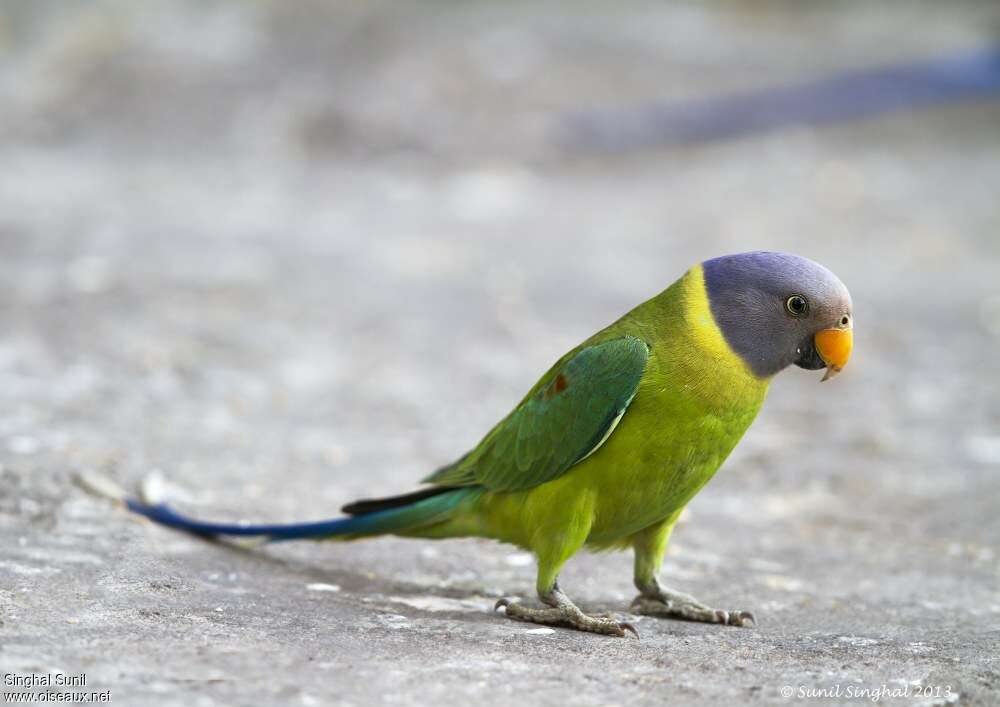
563 46 1000 151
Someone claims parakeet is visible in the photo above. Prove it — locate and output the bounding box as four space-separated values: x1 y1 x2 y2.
122 251 853 637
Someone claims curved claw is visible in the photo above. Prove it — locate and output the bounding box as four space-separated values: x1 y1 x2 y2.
717 609 755 627
619 621 640 639
494 598 510 612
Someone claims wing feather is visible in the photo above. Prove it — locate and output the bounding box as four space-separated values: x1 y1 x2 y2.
423 336 649 492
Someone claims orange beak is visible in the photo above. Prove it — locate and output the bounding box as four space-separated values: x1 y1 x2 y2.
815 328 853 381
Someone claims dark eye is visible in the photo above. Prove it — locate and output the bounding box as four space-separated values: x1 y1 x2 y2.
785 295 809 316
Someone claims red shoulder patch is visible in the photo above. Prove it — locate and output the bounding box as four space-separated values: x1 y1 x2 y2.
543 373 569 400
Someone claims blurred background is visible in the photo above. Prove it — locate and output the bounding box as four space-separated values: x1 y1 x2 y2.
1 1 998 705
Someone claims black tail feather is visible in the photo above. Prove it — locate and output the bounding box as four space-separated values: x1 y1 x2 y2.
340 486 459 516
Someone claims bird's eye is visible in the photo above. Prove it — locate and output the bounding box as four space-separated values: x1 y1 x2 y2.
785 295 809 316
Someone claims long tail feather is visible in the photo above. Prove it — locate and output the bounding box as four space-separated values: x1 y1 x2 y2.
340 485 458 516
125 487 480 543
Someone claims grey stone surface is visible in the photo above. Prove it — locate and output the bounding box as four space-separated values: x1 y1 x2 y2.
1 1 999 705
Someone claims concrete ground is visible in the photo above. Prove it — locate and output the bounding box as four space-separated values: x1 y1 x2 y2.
1 1 999 705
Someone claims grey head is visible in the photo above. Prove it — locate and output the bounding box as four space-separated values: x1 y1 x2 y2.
702 251 853 379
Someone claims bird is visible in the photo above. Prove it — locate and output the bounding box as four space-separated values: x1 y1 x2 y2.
119 250 853 638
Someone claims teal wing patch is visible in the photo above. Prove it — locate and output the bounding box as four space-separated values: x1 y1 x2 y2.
424 336 649 493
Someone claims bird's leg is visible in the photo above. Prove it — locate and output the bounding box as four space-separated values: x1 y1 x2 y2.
495 581 637 637
631 577 754 626
494 512 636 637
629 511 755 627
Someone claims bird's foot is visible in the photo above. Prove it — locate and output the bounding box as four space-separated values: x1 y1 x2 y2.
495 590 638 638
631 584 754 627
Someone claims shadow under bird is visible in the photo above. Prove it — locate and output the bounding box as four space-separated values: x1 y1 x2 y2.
117 251 853 637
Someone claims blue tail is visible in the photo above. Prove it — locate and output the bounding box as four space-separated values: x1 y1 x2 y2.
125 487 480 543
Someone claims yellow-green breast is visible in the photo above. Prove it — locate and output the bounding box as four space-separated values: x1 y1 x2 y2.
474 265 771 550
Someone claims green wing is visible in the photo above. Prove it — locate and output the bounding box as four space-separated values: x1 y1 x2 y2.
424 336 649 493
